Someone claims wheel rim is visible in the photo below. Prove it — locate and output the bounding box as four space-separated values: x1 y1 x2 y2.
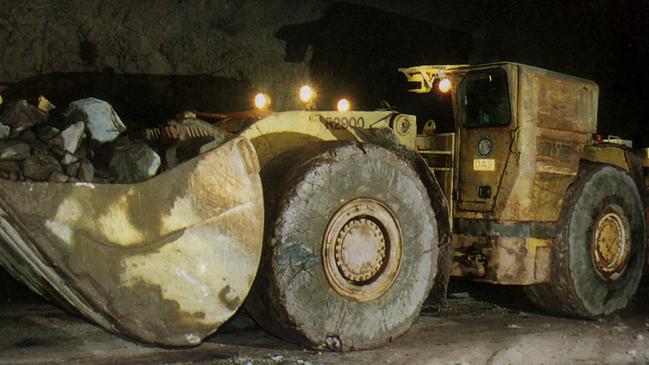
591 204 631 281
322 198 403 302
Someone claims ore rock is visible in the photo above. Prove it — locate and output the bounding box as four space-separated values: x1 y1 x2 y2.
22 155 62 181
0 160 20 173
61 153 79 165
109 141 161 183
19 129 37 142
60 121 85 154
29 141 50 156
49 172 69 183
35 125 60 142
0 100 47 136
77 160 95 182
0 123 9 139
37 96 56 114
0 140 31 160
68 98 126 143
75 143 90 160
64 161 80 177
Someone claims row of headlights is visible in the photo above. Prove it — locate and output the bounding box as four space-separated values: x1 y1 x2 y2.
254 85 351 112
253 78 452 111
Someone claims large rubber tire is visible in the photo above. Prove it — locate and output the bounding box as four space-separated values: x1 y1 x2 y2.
525 162 646 317
245 141 440 351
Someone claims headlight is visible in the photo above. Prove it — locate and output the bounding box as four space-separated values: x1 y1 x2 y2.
337 98 350 112
438 78 452 93
299 85 315 103
254 93 271 110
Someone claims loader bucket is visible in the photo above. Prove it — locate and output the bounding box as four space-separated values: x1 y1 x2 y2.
0 136 263 346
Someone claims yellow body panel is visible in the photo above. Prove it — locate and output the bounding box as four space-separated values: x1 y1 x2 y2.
404 62 605 284
238 111 417 167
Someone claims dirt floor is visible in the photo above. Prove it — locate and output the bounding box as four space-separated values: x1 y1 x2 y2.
2 281 649 365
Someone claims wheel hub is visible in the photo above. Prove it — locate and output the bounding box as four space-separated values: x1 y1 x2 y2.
335 218 387 283
323 198 402 302
592 205 631 281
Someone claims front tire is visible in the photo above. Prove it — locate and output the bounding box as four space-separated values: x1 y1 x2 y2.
525 162 646 317
245 142 441 350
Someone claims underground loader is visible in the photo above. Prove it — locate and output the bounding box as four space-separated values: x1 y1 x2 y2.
0 62 645 350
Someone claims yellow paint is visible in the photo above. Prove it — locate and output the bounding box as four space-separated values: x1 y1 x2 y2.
581 145 629 171
97 193 145 246
161 195 201 234
240 111 417 167
37 95 56 113
120 221 258 325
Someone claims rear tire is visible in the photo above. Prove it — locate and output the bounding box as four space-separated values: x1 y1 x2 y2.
525 162 646 317
245 142 441 350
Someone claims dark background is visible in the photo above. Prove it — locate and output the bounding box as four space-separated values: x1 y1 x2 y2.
1 1 648 141
1 0 649 301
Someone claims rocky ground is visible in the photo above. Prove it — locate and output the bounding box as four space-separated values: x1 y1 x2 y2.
2 280 649 365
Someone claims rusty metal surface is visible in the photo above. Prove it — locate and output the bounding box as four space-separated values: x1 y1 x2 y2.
321 198 403 303
0 136 264 346
591 204 632 281
451 234 550 285
581 144 631 171
416 132 455 225
446 63 596 223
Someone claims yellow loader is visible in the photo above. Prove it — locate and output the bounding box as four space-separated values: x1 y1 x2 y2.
0 62 645 351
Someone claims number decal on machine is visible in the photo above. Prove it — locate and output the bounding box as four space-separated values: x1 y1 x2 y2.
473 159 495 171
316 115 366 130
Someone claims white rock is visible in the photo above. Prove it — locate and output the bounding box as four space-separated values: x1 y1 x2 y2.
109 141 160 183
61 153 79 165
0 123 9 139
60 122 85 154
69 98 126 143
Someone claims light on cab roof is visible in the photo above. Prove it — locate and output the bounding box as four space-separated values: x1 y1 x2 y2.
438 78 452 93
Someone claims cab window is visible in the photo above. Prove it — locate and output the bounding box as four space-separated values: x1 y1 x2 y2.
459 67 511 128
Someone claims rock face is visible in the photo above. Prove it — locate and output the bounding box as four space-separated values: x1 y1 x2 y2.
0 1 319 110
68 99 124 143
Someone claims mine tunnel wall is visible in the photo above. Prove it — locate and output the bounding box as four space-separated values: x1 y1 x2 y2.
1 1 645 137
